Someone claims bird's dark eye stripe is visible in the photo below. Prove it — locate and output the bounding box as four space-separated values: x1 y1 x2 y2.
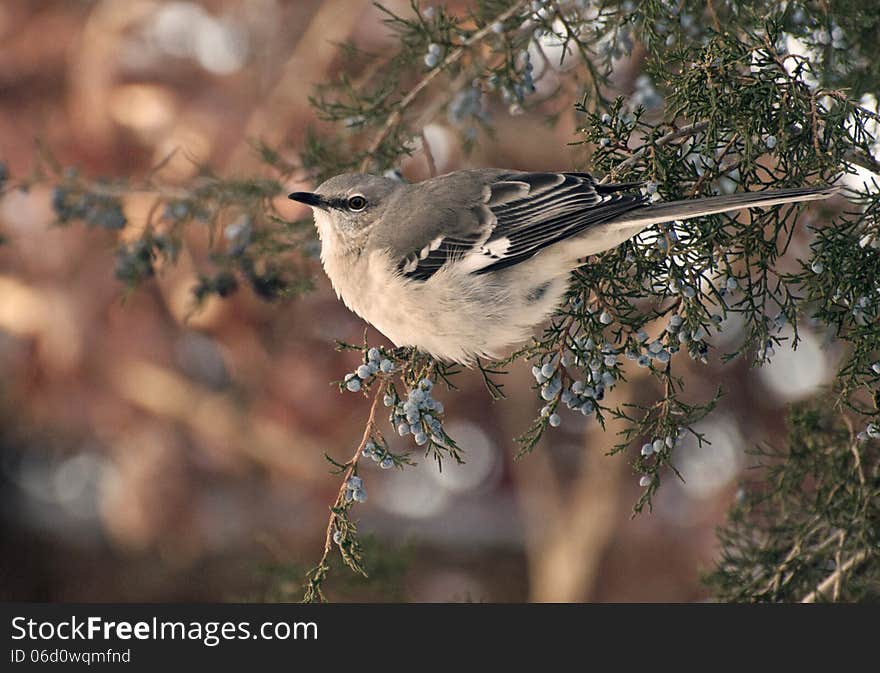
323 197 360 210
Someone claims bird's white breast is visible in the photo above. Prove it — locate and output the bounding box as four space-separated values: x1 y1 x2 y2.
317 222 570 361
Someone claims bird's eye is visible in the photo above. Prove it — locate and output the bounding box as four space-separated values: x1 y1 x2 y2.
347 195 367 211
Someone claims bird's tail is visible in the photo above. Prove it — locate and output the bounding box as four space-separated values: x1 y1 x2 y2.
614 185 837 229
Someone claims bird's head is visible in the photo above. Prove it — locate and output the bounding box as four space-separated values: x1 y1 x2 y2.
289 173 400 250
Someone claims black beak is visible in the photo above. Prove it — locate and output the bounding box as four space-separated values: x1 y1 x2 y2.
288 191 327 209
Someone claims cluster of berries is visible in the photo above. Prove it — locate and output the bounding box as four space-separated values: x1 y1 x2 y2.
638 431 680 486
532 335 621 427
343 475 367 504
343 348 395 393
387 379 444 447
361 440 395 470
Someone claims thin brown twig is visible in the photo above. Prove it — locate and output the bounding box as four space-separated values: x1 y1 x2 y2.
688 131 740 197
550 1 604 108
360 0 530 171
759 517 825 595
53 179 200 201
315 385 384 573
844 149 880 176
801 549 870 603
809 94 823 156
603 121 710 182
857 105 880 123
146 146 180 181
706 0 722 33
533 41 555 84
420 129 438 178
842 415 867 486
412 70 469 133
850 444 867 487
833 532 845 601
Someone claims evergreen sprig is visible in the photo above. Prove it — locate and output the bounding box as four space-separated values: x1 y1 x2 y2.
296 1 879 599
705 400 879 602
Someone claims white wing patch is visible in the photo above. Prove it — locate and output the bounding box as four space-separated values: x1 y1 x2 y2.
419 235 444 259
449 203 499 273
455 237 511 274
481 237 511 258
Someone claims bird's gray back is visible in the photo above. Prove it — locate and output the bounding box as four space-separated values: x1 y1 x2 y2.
369 169 507 261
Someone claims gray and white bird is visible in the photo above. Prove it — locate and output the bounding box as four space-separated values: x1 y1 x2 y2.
290 170 835 363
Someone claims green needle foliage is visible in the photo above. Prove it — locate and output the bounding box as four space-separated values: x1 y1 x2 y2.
706 400 879 602
2 0 878 602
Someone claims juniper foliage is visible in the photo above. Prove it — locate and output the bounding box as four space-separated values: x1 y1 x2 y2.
3 0 878 602
296 0 878 602
705 400 879 602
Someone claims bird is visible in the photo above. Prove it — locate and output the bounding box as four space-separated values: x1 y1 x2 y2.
289 169 835 364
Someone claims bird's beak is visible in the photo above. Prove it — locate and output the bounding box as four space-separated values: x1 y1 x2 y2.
288 191 328 210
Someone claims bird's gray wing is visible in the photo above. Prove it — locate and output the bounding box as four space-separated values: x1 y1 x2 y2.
388 171 648 281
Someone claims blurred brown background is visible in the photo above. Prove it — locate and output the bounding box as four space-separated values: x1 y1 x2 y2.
0 0 837 602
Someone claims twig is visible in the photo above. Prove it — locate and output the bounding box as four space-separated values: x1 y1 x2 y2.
603 121 710 182
858 105 880 123
412 71 469 135
533 41 555 84
833 533 845 601
66 182 193 200
360 0 530 171
809 94 823 156
759 517 824 596
844 149 880 177
420 129 438 178
551 1 602 107
842 415 866 486
801 549 870 603
313 385 384 581
687 131 740 197
147 146 180 181
706 0 722 32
